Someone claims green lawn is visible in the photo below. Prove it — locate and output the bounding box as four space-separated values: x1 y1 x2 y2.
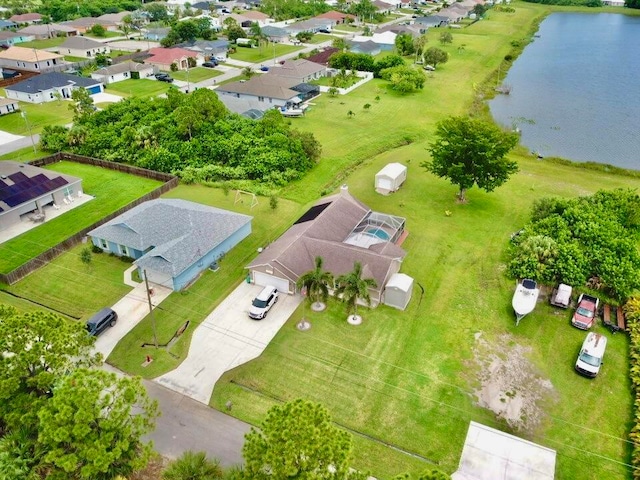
85 31 122 39
107 184 307 377
20 37 66 49
2 244 131 320
0 146 47 162
0 101 74 135
332 24 360 33
229 44 303 63
216 75 246 86
109 49 131 59
0 161 162 274
171 67 222 82
64 55 87 62
308 34 335 44
104 79 171 98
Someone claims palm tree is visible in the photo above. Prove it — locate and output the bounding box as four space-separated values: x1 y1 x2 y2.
296 256 333 311
335 262 377 323
162 451 223 480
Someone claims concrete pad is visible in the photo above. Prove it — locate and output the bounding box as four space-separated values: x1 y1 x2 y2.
0 130 23 145
155 282 302 404
94 282 172 360
92 91 125 103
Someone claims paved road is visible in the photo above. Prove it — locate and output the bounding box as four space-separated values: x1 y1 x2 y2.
0 134 39 156
143 379 251 466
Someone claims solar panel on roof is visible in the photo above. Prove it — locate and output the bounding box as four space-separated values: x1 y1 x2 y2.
0 179 6 188
8 171 28 183
294 202 331 225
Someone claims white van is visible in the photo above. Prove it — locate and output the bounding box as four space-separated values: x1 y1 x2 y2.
575 332 607 378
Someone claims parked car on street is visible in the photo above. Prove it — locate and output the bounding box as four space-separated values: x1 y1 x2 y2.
249 285 278 320
155 72 174 83
571 293 599 329
202 61 218 68
575 332 607 377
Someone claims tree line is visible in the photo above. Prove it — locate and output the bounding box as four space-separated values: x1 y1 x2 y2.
40 89 321 195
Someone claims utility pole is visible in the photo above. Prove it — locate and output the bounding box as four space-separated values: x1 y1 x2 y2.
20 111 36 154
144 269 158 348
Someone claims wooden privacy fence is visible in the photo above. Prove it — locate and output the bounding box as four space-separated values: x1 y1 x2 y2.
0 153 178 285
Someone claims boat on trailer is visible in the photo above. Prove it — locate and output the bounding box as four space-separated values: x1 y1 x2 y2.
512 278 540 326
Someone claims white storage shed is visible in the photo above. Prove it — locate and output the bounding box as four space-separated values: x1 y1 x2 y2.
375 162 407 194
383 273 414 310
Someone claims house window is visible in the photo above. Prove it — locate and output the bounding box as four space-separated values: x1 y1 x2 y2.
119 244 130 257
124 72 129 77
100 238 108 249
49 93 54 98
258 96 264 102
63 186 73 196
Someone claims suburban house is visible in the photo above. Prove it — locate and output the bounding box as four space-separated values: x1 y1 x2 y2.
347 40 381 56
177 39 229 60
0 19 17 30
9 13 42 25
452 422 556 480
0 31 34 47
267 59 326 83
97 11 132 26
144 27 171 41
144 47 200 71
217 74 319 108
261 25 290 43
351 31 397 50
5 72 104 103
246 185 407 305
228 11 272 27
89 199 253 291
0 47 63 72
314 10 356 25
216 95 269 119
59 37 111 58
178 14 222 31
0 161 82 231
91 61 156 84
306 47 340 66
284 18 333 35
61 17 118 33
376 24 422 38
413 15 450 29
18 23 78 39
0 97 19 115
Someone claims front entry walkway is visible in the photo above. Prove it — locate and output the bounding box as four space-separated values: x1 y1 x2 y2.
154 282 302 404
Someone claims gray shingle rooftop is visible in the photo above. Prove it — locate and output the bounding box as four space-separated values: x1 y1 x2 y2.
89 199 252 277
59 36 105 50
7 72 100 94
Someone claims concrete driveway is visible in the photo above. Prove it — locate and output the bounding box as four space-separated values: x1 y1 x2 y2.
155 282 302 404
94 282 172 359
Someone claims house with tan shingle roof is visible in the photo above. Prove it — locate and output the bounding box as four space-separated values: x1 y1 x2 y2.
59 37 111 58
18 23 78 39
0 46 63 72
10 13 42 25
0 31 34 47
266 59 326 83
315 10 356 25
246 185 407 304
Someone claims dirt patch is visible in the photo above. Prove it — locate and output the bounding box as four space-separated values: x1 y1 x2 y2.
472 332 555 433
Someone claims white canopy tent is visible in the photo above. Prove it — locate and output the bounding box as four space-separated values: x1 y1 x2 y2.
375 163 407 195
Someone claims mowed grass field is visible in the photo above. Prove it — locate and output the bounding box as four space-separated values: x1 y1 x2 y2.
104 79 172 98
229 44 303 63
0 161 162 274
0 100 75 135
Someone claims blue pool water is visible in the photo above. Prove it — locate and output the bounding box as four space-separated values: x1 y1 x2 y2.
366 228 390 240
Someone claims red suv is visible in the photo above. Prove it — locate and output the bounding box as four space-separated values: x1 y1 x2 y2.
571 294 599 330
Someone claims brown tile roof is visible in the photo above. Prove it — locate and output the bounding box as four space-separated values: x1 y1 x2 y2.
0 46 62 62
0 97 19 107
10 13 42 22
316 11 356 21
146 47 198 65
241 10 270 20
218 74 301 101
305 47 339 66
247 190 406 292
267 59 325 79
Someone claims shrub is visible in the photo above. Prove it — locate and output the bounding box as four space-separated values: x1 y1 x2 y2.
91 244 103 254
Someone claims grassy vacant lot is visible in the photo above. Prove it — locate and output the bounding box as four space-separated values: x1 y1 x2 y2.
0 101 74 135
171 67 222 82
20 37 66 49
0 161 162 274
105 79 171 98
229 44 303 63
107 184 308 378
0 146 46 162
308 33 334 44
2 243 131 320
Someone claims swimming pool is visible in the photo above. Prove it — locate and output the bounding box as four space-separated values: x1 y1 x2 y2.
366 228 390 240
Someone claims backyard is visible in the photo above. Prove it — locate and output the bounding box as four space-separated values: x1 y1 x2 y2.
104 79 172 98
0 160 163 274
0 99 74 135
229 44 303 63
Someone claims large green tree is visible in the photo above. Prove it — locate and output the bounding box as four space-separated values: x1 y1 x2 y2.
423 116 519 202
423 47 448 68
296 256 334 310
242 399 360 480
69 87 96 123
379 65 425 93
37 368 158 480
626 0 640 7
335 262 377 321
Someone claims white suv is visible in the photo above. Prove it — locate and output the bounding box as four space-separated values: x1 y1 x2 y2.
249 285 278 320
575 332 607 378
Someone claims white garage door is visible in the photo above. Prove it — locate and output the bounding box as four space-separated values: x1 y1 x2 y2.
253 271 290 294
377 177 393 191
146 269 174 289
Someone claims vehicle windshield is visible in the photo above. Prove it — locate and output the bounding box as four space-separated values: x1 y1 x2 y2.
577 306 594 318
252 298 268 308
579 351 601 367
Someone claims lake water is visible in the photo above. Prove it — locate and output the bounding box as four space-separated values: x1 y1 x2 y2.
489 13 640 170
